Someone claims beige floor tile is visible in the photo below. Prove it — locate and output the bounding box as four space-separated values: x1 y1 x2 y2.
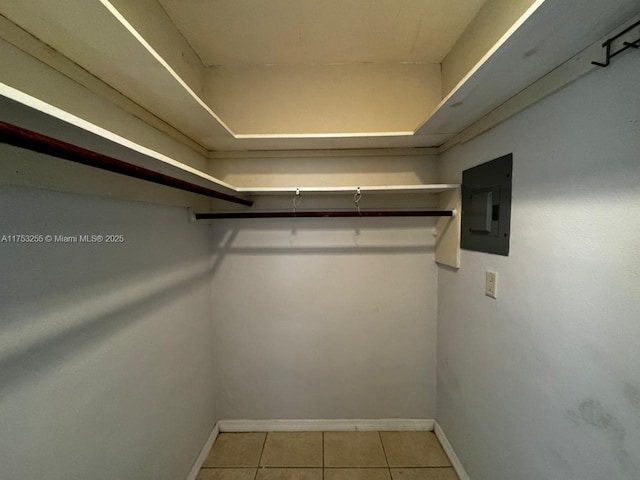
203 433 266 467
390 468 459 480
260 432 323 467
324 431 388 467
380 432 451 467
196 468 257 480
325 467 391 480
255 467 322 480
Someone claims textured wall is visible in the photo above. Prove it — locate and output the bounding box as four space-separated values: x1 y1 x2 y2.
206 63 441 135
0 180 217 480
437 55 640 479
209 153 439 189
209 195 439 420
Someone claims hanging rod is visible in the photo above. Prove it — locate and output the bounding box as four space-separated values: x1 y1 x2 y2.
235 184 459 195
0 120 253 207
195 210 455 219
592 19 640 67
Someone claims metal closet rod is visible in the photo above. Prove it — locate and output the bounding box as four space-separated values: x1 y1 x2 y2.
235 184 459 195
195 210 455 219
0 120 253 207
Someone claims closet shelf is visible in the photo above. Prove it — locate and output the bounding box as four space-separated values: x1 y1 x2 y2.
0 119 252 207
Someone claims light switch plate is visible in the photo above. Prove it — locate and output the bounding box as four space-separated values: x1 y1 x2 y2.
486 271 498 299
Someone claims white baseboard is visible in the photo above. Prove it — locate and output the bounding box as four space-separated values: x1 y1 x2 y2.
434 421 470 480
186 422 219 480
218 418 435 432
186 419 466 480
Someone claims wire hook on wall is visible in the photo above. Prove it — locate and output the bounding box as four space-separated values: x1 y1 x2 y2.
292 188 303 216
354 187 362 216
592 19 640 67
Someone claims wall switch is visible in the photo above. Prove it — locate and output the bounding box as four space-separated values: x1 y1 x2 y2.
485 271 498 299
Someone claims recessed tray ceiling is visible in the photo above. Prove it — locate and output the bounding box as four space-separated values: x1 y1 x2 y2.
157 0 487 66
1 0 639 151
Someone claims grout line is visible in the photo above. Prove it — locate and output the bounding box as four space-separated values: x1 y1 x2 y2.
208 430 454 479
322 467 392 469
254 432 268 480
322 431 325 480
378 431 393 480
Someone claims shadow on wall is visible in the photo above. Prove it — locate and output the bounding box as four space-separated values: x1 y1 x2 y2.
0 259 211 399
0 185 215 401
208 217 437 278
0 191 209 315
208 216 439 420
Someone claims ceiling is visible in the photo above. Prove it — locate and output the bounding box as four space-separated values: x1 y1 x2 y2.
157 0 486 66
1 0 639 152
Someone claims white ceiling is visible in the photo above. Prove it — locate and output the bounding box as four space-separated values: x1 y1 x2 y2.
2 0 638 152
157 0 487 66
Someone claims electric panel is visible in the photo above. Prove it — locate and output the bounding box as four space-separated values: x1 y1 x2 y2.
461 154 512 255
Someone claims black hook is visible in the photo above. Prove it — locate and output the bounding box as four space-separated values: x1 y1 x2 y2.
592 20 640 68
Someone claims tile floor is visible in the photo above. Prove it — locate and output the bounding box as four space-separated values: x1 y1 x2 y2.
197 431 459 480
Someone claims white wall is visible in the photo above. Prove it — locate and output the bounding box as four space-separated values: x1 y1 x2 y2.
0 177 217 480
206 63 441 135
209 153 439 188
209 196 439 420
437 55 640 479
